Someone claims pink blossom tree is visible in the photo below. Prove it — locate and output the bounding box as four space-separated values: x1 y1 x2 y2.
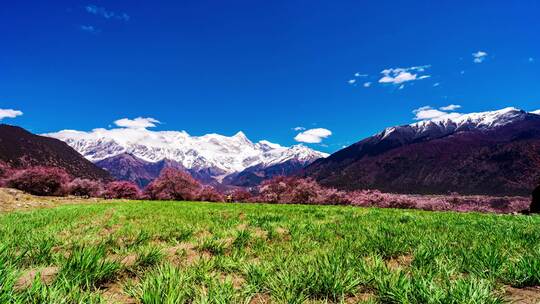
144 168 201 201
68 178 103 197
6 166 70 196
103 181 141 199
197 186 224 202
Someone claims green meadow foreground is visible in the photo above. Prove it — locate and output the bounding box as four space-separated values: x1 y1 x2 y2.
1 200 540 303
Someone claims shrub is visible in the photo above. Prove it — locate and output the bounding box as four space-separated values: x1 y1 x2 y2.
257 176 294 203
197 186 224 202
256 176 339 204
317 188 351 205
103 181 141 199
0 161 9 178
0 161 11 187
68 178 102 197
230 189 253 202
144 168 201 201
6 167 70 196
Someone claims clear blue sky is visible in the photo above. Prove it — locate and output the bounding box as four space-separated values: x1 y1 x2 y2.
1 0 539 152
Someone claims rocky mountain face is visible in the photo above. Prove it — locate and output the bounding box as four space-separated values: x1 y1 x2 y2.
0 124 110 180
46 128 327 186
94 153 184 187
304 108 540 196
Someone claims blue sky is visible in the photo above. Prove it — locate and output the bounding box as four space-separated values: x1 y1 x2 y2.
1 0 539 152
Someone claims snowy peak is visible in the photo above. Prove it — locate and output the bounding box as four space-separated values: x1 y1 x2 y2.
45 127 327 182
413 107 527 130
380 107 533 141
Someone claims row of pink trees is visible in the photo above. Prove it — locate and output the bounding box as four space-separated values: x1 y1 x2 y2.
0 161 530 213
0 163 223 201
0 163 142 199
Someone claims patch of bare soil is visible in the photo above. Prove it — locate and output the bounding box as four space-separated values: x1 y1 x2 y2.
386 255 413 270
165 242 211 266
195 230 212 239
217 273 245 289
249 293 272 304
506 286 540 304
237 223 248 230
101 281 137 304
120 254 138 268
14 266 59 291
252 227 267 239
345 292 375 303
0 188 103 213
274 227 291 240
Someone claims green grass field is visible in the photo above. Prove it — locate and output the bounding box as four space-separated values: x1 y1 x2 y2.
1 200 540 303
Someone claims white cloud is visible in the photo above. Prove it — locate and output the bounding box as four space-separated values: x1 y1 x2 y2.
114 117 160 129
348 79 357 85
363 82 372 88
378 65 431 87
433 82 440 87
294 128 332 144
473 51 488 63
85 5 130 21
531 110 540 115
354 73 368 77
293 126 306 131
413 106 462 121
440 104 461 111
0 108 23 121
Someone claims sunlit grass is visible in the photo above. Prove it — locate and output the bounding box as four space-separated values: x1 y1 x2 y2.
0 200 539 302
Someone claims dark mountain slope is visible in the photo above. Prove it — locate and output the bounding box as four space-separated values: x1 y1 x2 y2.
0 124 110 180
304 109 540 196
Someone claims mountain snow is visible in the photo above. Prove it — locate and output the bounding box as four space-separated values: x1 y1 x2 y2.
380 107 534 140
45 128 328 181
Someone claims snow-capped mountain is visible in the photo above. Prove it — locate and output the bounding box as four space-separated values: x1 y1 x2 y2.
45 127 328 183
304 107 540 195
379 107 533 142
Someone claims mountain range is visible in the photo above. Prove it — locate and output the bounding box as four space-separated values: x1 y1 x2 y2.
45 128 328 187
0 124 110 180
304 107 540 196
6 106 537 196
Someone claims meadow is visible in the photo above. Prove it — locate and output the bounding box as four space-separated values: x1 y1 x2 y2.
1 200 540 303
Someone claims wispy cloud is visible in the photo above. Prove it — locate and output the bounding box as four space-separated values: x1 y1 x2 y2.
378 65 431 88
293 126 306 131
363 82 372 88
413 105 461 121
472 51 488 63
0 108 23 120
80 25 99 34
354 72 368 77
114 117 160 129
347 79 357 85
439 104 461 111
85 4 130 21
294 128 332 144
